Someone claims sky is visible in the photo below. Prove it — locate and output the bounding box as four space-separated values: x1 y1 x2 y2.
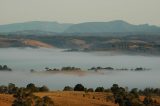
0 0 160 25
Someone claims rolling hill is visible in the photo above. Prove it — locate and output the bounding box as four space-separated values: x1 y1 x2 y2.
0 21 72 33
65 20 160 33
0 20 160 35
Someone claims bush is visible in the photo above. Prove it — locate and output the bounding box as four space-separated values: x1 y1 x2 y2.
34 96 55 106
26 83 38 92
87 88 94 92
130 88 139 98
8 83 16 94
12 88 33 106
63 86 73 91
42 96 54 106
39 85 49 92
12 88 54 106
74 84 85 91
95 87 104 92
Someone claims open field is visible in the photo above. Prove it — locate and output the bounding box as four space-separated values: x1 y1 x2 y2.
0 94 13 106
35 91 117 106
1 91 160 106
0 91 117 106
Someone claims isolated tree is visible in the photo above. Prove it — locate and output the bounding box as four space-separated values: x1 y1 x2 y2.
111 84 127 106
3 65 8 70
130 88 139 98
95 87 104 92
74 84 85 91
12 88 33 106
26 83 38 92
111 84 119 96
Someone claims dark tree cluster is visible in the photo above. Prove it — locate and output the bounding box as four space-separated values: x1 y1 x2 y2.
0 65 12 71
110 84 158 106
88 66 150 72
0 83 49 94
44 66 81 72
12 88 54 106
0 83 53 106
61 67 81 71
139 88 160 96
74 84 85 91
0 83 19 94
95 87 104 92
26 83 49 93
1 83 160 106
64 84 110 93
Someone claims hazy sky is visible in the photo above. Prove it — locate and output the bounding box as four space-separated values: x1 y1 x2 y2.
0 0 160 25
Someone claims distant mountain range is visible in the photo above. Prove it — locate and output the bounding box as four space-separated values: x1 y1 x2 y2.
65 20 160 33
0 20 160 35
0 21 72 33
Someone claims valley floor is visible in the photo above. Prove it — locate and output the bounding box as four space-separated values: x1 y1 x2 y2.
0 91 117 106
1 91 160 106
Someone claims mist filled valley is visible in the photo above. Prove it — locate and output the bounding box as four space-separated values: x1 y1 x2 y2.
0 47 159 90
1 0 160 105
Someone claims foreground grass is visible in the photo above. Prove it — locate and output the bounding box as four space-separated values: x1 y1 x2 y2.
1 91 160 106
0 91 117 106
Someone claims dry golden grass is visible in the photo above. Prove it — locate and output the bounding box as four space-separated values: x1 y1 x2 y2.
35 91 117 106
1 91 160 106
0 91 117 106
0 94 14 106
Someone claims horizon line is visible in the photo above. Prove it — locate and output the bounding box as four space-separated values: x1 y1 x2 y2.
0 20 158 27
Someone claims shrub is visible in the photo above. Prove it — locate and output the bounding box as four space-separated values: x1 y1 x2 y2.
95 87 104 92
12 88 54 106
42 96 54 106
39 85 49 92
74 84 85 91
87 88 94 92
63 86 73 91
12 88 33 106
26 83 38 92
130 88 139 98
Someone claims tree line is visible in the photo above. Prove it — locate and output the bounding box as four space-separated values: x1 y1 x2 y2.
0 83 54 106
0 83 160 106
63 84 160 106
